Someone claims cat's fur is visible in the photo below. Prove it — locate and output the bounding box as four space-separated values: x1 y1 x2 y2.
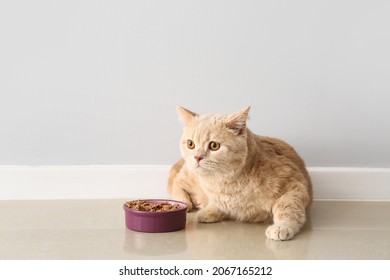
167 106 312 241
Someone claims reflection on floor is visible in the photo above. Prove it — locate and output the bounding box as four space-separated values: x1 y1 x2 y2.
0 200 389 259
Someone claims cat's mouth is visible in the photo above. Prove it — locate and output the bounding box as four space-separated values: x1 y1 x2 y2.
189 158 214 173
193 162 212 173
194 162 203 169
191 160 204 170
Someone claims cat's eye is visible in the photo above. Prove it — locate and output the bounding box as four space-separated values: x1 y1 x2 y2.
187 140 195 149
209 141 220 151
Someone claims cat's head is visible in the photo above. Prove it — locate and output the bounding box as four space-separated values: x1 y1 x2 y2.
177 106 251 177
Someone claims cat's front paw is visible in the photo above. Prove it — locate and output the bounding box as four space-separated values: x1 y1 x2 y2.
197 208 224 223
184 200 194 212
174 198 193 212
266 224 298 241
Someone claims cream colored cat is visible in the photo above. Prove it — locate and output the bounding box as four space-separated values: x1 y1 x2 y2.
167 106 312 241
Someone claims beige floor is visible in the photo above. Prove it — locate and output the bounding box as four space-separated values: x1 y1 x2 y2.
0 200 389 260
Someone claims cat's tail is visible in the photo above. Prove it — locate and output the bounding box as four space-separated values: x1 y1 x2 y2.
167 159 185 194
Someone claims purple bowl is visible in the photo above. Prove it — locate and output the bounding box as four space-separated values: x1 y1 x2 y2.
123 199 188 233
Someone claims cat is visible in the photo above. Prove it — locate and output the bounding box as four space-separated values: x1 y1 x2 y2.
167 106 312 241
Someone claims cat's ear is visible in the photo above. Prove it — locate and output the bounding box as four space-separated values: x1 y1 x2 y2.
176 106 198 125
226 106 251 135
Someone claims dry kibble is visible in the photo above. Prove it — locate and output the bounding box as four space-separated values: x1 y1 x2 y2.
125 200 182 212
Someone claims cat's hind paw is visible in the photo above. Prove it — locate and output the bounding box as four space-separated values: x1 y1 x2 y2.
266 224 298 241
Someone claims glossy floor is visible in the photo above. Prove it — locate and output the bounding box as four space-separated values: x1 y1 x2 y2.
0 200 389 259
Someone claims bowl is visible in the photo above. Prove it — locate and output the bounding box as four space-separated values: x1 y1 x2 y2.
123 199 188 233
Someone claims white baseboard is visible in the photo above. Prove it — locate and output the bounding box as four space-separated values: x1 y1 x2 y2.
0 165 170 200
0 166 389 200
309 167 390 200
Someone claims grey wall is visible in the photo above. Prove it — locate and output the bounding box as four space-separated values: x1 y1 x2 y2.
1 0 389 167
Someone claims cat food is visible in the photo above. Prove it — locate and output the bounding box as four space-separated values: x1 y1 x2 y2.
125 200 182 212
123 199 187 232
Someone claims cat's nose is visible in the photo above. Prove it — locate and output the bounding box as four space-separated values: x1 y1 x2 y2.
194 156 204 163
